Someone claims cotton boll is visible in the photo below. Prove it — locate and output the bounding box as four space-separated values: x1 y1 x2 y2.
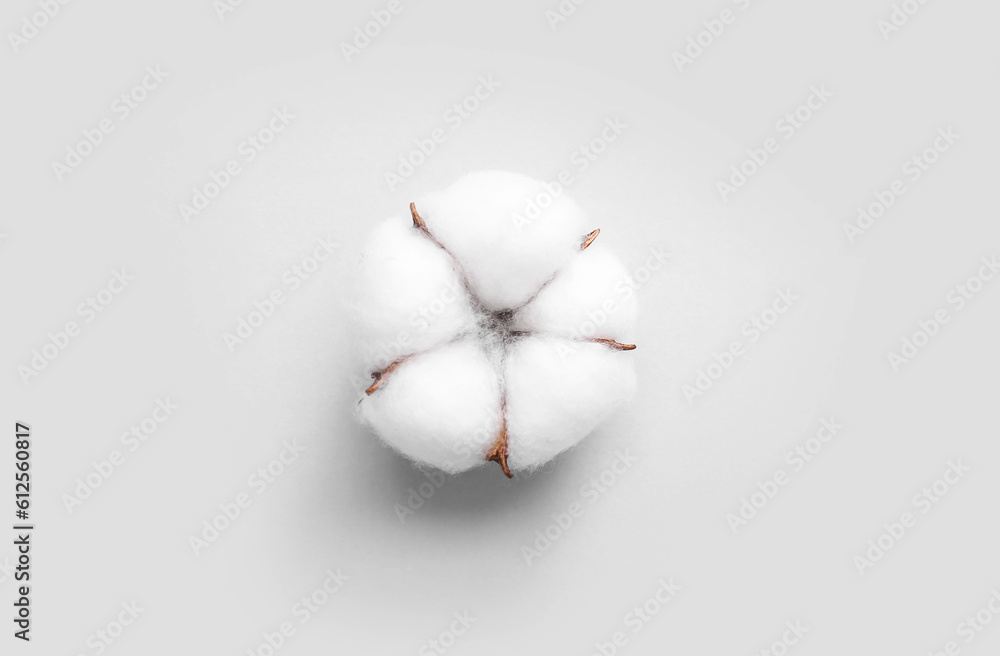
512 246 638 344
355 171 636 477
504 336 637 472
356 338 503 473
414 171 586 310
352 217 477 371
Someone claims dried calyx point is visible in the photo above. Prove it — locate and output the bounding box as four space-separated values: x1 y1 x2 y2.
365 357 408 396
484 404 513 478
590 338 637 351
410 202 426 230
580 229 600 251
365 202 636 477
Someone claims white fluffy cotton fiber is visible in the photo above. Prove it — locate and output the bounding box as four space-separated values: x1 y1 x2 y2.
353 171 637 476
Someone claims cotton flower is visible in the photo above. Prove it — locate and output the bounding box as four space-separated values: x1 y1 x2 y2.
353 171 637 477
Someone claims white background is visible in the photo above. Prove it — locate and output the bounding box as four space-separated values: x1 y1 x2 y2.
1 0 999 654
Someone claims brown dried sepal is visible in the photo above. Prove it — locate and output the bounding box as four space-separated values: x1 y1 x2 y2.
580 229 600 250
485 409 512 478
365 358 408 396
590 338 636 351
410 202 427 231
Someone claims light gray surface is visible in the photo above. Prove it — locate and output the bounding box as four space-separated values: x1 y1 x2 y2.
2 1 999 654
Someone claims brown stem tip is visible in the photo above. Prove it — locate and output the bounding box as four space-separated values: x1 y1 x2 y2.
590 338 637 351
410 202 440 245
580 229 600 251
410 202 451 253
485 411 513 478
409 202 426 230
365 358 407 396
